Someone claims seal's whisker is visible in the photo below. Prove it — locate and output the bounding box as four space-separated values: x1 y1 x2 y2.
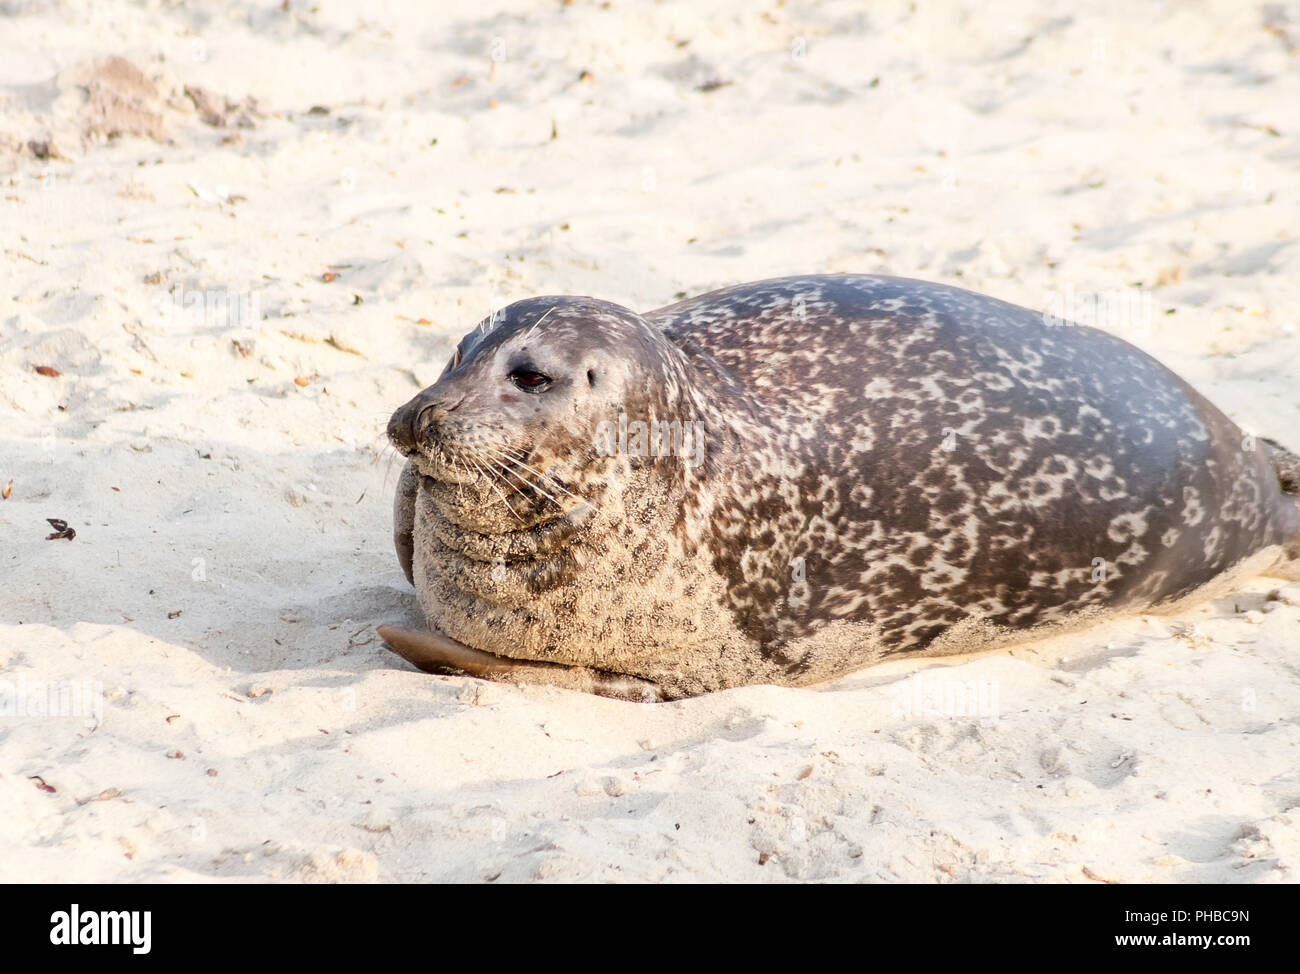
522 304 557 341
471 446 532 498
471 443 543 506
474 451 538 520
486 447 602 516
489 445 580 496
465 449 525 523
452 457 476 503
478 449 537 504
482 447 568 510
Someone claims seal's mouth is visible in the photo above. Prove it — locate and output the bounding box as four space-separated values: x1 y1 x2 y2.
376 624 666 702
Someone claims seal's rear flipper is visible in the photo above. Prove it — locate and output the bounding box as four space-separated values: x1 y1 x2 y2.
376 624 667 702
1263 438 1300 575
1264 437 1300 495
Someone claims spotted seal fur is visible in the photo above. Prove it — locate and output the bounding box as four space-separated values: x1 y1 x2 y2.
378 275 1300 700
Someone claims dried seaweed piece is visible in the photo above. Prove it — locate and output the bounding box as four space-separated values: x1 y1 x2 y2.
45 518 76 540
76 787 122 806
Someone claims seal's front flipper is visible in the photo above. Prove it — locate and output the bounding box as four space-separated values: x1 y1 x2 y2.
376 624 666 702
378 624 530 677
393 460 419 585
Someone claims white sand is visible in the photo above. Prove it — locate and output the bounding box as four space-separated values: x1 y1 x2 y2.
2 0 1298 882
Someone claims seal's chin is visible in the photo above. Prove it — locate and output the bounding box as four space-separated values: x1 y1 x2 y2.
375 624 666 702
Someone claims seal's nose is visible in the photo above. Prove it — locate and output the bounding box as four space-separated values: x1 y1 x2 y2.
386 390 464 455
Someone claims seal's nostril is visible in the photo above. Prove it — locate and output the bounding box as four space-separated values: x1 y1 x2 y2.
416 395 465 428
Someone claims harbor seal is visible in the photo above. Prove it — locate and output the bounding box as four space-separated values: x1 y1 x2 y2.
378 274 1300 700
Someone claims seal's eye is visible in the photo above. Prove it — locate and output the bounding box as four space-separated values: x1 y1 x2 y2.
509 367 552 392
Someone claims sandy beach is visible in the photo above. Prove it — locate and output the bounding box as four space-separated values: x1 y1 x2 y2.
2 0 1299 882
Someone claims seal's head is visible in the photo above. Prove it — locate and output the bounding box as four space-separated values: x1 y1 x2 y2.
381 294 724 696
387 296 696 533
